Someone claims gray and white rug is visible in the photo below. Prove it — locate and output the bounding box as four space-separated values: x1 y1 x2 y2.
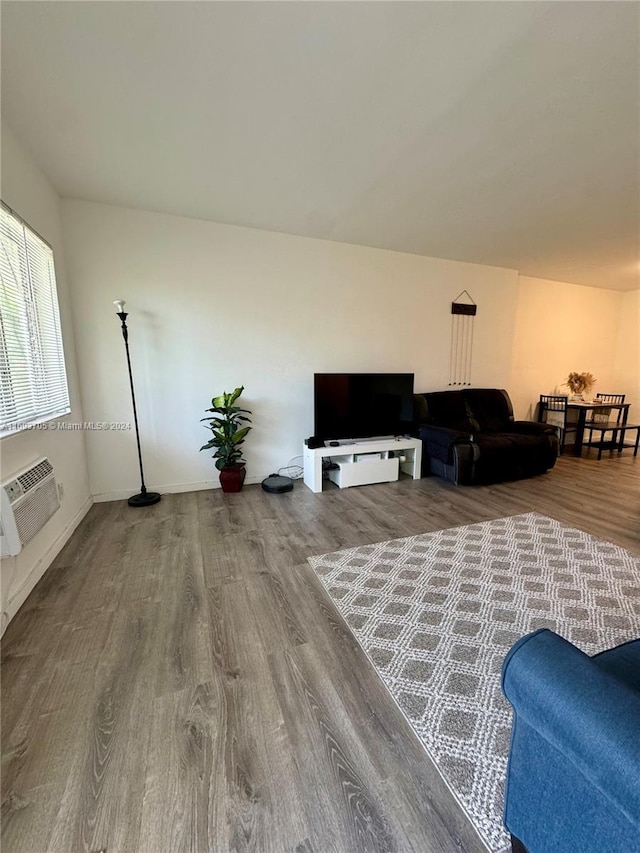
308 513 640 853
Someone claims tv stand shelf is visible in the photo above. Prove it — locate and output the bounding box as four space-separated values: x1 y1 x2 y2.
303 437 422 493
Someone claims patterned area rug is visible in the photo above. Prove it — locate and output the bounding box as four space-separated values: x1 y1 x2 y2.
308 513 640 853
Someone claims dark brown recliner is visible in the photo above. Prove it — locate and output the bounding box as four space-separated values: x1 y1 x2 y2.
413 388 559 485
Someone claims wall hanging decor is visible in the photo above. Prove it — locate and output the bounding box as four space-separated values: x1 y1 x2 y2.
448 290 477 386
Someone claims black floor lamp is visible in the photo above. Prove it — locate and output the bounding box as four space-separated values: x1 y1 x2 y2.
113 300 161 507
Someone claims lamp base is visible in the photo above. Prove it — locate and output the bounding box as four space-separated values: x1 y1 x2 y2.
128 491 162 507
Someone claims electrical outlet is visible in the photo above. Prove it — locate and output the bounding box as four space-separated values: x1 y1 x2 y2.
57 482 64 501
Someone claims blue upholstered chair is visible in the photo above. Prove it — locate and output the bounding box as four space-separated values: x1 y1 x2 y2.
501 629 640 853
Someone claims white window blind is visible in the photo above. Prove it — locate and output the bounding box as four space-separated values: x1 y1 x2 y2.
0 203 70 434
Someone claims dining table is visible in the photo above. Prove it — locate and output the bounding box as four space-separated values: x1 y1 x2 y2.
566 400 630 457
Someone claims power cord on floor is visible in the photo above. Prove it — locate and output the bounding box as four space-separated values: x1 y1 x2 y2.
278 455 304 480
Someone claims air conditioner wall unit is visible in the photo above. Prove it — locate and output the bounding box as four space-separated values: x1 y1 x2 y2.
1 457 60 557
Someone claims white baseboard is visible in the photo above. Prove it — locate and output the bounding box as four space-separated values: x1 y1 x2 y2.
2 496 94 635
91 474 266 503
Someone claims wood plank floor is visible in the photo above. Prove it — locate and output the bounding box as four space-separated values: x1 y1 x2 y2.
2 454 639 852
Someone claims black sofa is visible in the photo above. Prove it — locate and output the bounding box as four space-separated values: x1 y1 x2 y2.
413 388 559 485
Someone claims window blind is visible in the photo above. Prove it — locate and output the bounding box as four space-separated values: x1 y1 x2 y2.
0 203 70 434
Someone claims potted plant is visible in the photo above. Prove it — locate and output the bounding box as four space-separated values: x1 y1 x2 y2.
200 386 252 492
563 372 596 401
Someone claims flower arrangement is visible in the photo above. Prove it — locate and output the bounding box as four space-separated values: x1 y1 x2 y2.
563 372 596 397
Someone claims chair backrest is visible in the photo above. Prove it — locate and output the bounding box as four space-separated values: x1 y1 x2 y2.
591 394 625 425
595 393 625 405
539 394 568 412
539 395 568 431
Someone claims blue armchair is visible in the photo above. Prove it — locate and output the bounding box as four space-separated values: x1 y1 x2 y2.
501 629 640 853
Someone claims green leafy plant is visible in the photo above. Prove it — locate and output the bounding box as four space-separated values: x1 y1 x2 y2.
200 386 252 471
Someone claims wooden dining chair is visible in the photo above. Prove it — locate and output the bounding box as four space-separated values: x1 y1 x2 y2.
593 393 625 405
538 395 574 454
585 393 638 459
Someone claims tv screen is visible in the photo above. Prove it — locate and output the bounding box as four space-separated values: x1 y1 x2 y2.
314 373 415 441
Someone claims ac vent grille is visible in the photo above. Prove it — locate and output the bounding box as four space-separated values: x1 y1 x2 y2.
1 457 60 556
17 459 54 493
13 477 59 546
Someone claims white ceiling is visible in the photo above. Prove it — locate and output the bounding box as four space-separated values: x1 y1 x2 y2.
2 1 639 291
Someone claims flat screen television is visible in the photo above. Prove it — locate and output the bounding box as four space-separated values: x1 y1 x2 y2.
313 373 415 442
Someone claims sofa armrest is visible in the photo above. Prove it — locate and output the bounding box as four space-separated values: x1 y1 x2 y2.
417 424 473 443
502 629 640 825
418 424 475 465
508 420 558 437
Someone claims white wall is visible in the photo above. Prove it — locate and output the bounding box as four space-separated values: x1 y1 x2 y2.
61 200 520 500
613 288 640 413
508 275 634 420
0 124 92 630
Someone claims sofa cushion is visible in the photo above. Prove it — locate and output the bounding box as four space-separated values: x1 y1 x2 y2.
470 432 554 483
463 388 512 432
506 432 557 471
423 390 473 432
472 433 519 482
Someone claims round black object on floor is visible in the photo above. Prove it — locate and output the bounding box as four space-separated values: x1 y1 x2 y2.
128 491 162 507
262 474 294 493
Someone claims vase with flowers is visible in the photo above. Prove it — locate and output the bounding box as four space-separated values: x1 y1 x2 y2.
563 372 596 402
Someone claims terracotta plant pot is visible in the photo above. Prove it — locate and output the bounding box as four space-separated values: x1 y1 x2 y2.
219 463 246 493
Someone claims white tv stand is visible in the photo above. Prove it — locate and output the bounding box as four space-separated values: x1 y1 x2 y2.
303 437 422 493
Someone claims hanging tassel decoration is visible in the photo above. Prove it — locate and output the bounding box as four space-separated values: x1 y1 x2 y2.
448 290 477 386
